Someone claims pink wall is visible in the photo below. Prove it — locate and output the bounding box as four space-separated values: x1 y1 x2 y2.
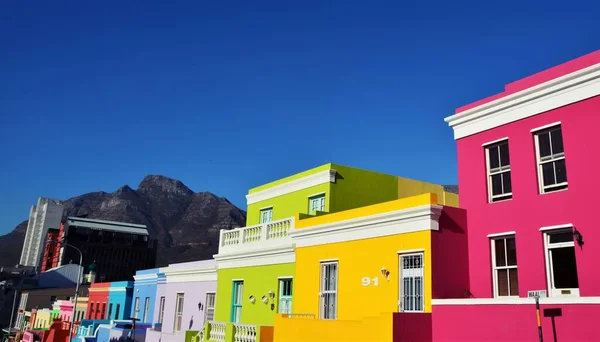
455 49 600 113
393 313 432 342
456 95 600 298
431 207 469 299
432 303 600 342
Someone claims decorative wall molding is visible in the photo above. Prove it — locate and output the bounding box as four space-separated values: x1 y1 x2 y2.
445 62 600 139
290 204 442 247
246 169 337 205
214 245 295 269
432 297 600 305
164 267 217 283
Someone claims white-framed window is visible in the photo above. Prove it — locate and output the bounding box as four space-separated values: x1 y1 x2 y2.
143 297 150 322
491 235 518 297
319 262 338 319
485 140 512 202
399 253 424 312
204 292 216 322
259 207 273 223
231 281 244 323
308 194 326 214
544 228 579 297
278 278 293 314
158 297 165 324
534 125 567 193
174 293 185 332
133 297 140 318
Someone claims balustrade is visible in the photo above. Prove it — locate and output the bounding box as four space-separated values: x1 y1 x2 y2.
233 323 257 342
219 217 294 253
207 321 226 342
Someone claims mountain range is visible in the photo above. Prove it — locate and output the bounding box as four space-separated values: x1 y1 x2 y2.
0 175 247 267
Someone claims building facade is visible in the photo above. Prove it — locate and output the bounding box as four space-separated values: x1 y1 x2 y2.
54 217 157 282
20 197 64 269
131 268 161 324
87 283 110 320
438 49 600 341
108 281 134 320
146 260 217 342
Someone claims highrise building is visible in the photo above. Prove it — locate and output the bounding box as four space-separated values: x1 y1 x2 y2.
19 198 64 269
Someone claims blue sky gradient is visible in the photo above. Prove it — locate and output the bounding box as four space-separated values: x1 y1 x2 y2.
1 0 598 233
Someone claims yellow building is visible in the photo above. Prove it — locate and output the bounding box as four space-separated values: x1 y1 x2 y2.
274 193 468 342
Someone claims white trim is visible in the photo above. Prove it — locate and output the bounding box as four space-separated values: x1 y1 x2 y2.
133 273 158 281
481 137 509 147
530 121 562 133
543 228 579 297
278 276 294 279
319 258 339 263
246 169 337 205
433 297 600 305
164 267 217 283
291 204 442 248
214 245 295 269
259 205 274 210
445 62 600 139
487 231 516 238
231 279 244 281
539 224 573 231
307 191 326 199
396 248 425 254
490 235 518 298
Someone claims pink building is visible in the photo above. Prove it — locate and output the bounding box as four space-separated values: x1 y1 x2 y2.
436 50 600 341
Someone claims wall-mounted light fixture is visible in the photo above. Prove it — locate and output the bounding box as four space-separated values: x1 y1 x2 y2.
573 228 584 248
249 295 256 304
268 290 275 300
198 302 203 311
381 267 390 280
261 295 268 304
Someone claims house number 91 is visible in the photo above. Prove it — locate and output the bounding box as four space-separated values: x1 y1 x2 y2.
361 277 379 287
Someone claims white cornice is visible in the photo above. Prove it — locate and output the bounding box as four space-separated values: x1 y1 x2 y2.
133 274 158 281
433 297 600 305
214 245 295 269
290 204 443 248
164 267 217 283
445 62 600 139
246 169 337 205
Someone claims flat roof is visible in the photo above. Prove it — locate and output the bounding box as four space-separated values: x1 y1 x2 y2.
66 217 149 236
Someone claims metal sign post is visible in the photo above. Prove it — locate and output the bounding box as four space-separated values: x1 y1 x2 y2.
535 294 543 342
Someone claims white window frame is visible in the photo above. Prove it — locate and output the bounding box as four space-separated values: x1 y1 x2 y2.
157 296 165 324
259 207 273 223
204 292 216 322
490 235 518 298
143 297 150 322
484 139 512 202
308 193 326 214
543 227 580 297
319 262 338 320
278 278 293 314
534 124 568 193
398 252 425 313
133 297 140 318
174 293 185 332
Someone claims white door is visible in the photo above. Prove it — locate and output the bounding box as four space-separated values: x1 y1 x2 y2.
399 253 424 312
319 262 338 319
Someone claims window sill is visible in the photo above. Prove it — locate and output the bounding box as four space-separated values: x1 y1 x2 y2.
540 187 568 196
488 197 513 204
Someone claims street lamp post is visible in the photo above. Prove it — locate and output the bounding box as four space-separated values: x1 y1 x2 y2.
48 240 83 339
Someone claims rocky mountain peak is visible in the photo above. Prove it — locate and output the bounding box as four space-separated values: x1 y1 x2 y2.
137 175 194 197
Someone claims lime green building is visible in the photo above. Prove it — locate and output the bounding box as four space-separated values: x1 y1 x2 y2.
205 163 458 341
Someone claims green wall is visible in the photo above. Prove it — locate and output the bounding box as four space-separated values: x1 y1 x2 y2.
328 164 400 212
246 183 331 226
215 263 295 326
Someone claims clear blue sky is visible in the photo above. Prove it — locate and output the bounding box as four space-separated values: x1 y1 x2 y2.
1 0 598 234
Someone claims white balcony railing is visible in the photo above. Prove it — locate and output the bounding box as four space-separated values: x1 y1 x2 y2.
218 217 294 254
208 321 226 342
233 323 257 342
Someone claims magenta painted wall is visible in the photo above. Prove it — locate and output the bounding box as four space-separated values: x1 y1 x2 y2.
432 303 600 342
456 94 600 298
393 313 432 342
431 207 469 299
455 49 600 113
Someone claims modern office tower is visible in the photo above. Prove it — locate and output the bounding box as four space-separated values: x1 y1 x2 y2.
19 198 64 269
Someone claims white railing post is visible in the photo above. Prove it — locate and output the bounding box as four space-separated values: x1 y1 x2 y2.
260 222 268 241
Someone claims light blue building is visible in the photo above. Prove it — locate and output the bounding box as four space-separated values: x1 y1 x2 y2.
108 281 133 320
131 268 161 323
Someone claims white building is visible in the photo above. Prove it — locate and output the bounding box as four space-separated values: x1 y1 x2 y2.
19 197 64 269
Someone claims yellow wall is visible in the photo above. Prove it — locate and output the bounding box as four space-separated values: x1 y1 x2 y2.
294 231 432 319
273 313 393 342
397 177 459 206
33 309 51 329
